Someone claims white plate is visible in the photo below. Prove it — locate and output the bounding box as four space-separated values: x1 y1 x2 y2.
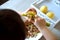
32 0 60 29
21 16 42 40
21 11 43 40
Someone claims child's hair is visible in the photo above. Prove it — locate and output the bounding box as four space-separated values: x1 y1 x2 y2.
0 9 26 40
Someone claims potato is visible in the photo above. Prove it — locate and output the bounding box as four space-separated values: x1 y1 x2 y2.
40 5 48 14
46 12 54 19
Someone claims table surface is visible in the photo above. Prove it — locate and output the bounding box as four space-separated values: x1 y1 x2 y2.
0 0 35 12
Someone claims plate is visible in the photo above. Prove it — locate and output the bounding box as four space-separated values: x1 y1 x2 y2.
32 0 60 29
21 10 43 40
21 16 42 40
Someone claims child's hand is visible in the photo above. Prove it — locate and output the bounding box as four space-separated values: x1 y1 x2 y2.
33 16 46 29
